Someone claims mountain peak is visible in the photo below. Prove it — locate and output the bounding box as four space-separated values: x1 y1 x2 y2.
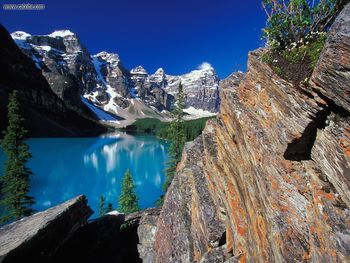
11 31 31 40
49 30 75 38
94 51 120 61
131 66 148 75
154 68 165 75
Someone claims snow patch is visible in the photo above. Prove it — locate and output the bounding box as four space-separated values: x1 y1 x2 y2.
107 210 124 216
11 31 31 40
92 56 107 85
131 65 148 75
183 107 217 117
35 45 52 52
49 30 75 38
81 97 120 123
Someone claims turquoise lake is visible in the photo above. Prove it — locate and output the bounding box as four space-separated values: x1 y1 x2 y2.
0 132 169 217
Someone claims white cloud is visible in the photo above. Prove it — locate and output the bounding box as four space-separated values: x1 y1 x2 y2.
198 62 213 71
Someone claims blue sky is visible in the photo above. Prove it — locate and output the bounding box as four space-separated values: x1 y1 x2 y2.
1 0 267 79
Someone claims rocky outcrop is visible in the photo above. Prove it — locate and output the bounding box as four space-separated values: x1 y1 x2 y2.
0 195 92 262
0 198 161 263
311 3 350 112
154 137 229 262
153 73 244 263
153 4 350 262
135 208 160 263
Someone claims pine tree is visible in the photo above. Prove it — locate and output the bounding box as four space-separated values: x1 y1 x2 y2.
0 90 35 224
99 195 106 216
118 169 139 215
163 82 186 192
107 203 113 212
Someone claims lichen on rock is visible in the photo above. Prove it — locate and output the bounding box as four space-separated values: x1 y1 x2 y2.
152 4 350 262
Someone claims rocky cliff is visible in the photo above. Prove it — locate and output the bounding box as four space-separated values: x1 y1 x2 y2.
153 4 350 262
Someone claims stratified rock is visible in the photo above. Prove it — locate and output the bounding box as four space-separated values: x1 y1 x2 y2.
220 71 245 90
311 3 350 112
154 137 229 263
136 208 160 263
0 195 92 263
153 5 350 262
196 44 349 262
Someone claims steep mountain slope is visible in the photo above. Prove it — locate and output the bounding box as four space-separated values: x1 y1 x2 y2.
0 25 107 137
11 30 220 125
152 4 350 262
11 30 100 110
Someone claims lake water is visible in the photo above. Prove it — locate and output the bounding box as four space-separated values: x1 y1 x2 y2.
0 132 169 217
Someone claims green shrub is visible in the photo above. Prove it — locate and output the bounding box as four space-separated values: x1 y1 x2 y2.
308 34 327 68
262 0 348 50
261 52 274 64
261 32 326 81
273 65 283 76
281 33 327 69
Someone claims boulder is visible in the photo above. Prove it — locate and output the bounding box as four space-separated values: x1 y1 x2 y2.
0 195 92 262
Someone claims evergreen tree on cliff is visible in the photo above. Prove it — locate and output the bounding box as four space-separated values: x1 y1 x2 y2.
99 195 106 216
163 82 186 192
107 202 113 212
118 170 139 215
0 90 35 224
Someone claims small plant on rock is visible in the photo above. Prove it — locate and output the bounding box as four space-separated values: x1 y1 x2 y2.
260 0 348 82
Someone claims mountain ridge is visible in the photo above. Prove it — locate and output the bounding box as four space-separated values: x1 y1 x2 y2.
11 29 220 127
0 24 107 137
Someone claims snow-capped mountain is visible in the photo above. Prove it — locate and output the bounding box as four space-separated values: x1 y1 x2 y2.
0 26 107 136
11 30 220 125
11 30 100 109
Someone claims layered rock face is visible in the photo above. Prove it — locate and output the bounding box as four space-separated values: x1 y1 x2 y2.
154 4 350 262
311 6 350 112
154 73 244 263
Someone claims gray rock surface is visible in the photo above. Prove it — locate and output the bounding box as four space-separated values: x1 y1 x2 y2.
0 195 92 262
311 3 350 112
136 208 160 263
154 137 229 263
